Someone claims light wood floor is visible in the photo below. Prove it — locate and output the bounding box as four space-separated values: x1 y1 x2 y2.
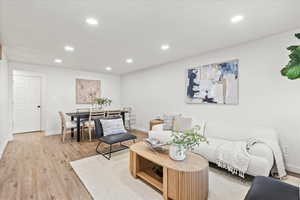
0 130 147 200
1 131 299 200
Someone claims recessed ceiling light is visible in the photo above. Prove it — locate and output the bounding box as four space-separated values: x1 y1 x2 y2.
126 58 133 64
54 59 62 63
105 66 112 71
86 18 99 26
161 44 170 50
231 15 244 23
64 45 75 52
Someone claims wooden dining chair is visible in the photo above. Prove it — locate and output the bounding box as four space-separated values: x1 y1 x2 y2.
59 111 83 142
123 107 136 130
83 109 106 141
106 110 121 118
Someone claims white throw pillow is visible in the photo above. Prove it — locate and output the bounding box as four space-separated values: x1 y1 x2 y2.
173 116 192 132
162 114 181 130
100 118 127 136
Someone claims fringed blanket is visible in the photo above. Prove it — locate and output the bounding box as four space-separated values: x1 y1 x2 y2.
215 141 250 178
215 138 287 178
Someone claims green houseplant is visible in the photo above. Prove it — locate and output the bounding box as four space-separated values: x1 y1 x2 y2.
280 33 300 80
169 125 207 161
94 97 112 109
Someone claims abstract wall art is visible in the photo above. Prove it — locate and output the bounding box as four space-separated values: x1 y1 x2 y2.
186 59 239 105
76 79 101 104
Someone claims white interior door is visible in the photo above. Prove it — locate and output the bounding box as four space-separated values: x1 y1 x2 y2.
13 75 41 133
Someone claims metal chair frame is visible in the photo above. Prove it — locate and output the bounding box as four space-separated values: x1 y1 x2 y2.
96 140 135 160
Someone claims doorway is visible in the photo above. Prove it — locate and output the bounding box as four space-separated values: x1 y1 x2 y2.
13 74 41 133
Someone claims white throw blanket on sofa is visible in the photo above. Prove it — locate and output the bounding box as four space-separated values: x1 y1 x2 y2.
215 141 250 178
247 138 287 178
215 138 287 178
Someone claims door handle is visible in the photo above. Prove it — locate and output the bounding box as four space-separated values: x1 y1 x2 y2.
37 105 41 108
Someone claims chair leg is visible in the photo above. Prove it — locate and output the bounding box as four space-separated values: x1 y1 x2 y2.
96 142 112 160
88 125 92 142
96 140 133 160
96 141 101 154
108 145 112 160
62 127 66 143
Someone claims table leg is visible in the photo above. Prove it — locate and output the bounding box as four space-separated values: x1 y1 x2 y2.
130 151 138 178
163 167 168 200
71 116 74 138
77 116 81 142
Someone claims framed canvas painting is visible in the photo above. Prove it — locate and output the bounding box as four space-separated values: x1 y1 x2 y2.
186 59 239 105
76 79 101 104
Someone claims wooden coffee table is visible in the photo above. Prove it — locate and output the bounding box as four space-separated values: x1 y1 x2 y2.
130 142 209 200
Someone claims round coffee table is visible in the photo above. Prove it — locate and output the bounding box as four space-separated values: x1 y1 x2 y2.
130 142 209 200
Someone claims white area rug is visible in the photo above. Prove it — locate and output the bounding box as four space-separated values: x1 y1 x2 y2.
70 151 299 200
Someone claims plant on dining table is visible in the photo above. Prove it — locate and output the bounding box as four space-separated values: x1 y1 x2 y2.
94 97 112 108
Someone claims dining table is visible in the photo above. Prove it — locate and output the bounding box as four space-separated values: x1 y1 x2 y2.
65 110 128 142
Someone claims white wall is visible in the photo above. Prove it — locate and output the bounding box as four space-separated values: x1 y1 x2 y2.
121 29 300 173
9 62 121 135
0 51 13 157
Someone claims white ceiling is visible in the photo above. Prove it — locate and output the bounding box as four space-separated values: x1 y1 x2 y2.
1 0 300 74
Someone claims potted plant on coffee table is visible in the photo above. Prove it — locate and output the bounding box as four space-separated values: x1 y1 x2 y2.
169 125 207 161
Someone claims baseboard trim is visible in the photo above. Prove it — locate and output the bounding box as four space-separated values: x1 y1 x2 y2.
0 139 10 159
134 127 148 133
45 130 61 136
286 164 300 174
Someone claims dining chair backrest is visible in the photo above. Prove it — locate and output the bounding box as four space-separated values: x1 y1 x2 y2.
58 111 66 128
123 107 132 112
106 110 121 118
123 107 136 130
89 108 106 121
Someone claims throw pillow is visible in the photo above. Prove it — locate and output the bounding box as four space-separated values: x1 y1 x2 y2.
173 117 192 132
100 118 127 136
162 114 181 130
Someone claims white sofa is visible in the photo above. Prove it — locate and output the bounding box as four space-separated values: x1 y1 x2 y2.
149 122 278 177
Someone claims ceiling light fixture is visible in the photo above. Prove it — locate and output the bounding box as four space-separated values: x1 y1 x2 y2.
54 59 62 63
231 15 244 23
86 18 99 26
64 45 75 52
126 58 133 63
161 44 170 50
105 66 112 71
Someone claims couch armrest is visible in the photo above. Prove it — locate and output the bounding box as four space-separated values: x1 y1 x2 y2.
248 143 274 166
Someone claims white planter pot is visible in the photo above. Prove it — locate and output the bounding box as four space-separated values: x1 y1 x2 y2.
169 144 186 161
